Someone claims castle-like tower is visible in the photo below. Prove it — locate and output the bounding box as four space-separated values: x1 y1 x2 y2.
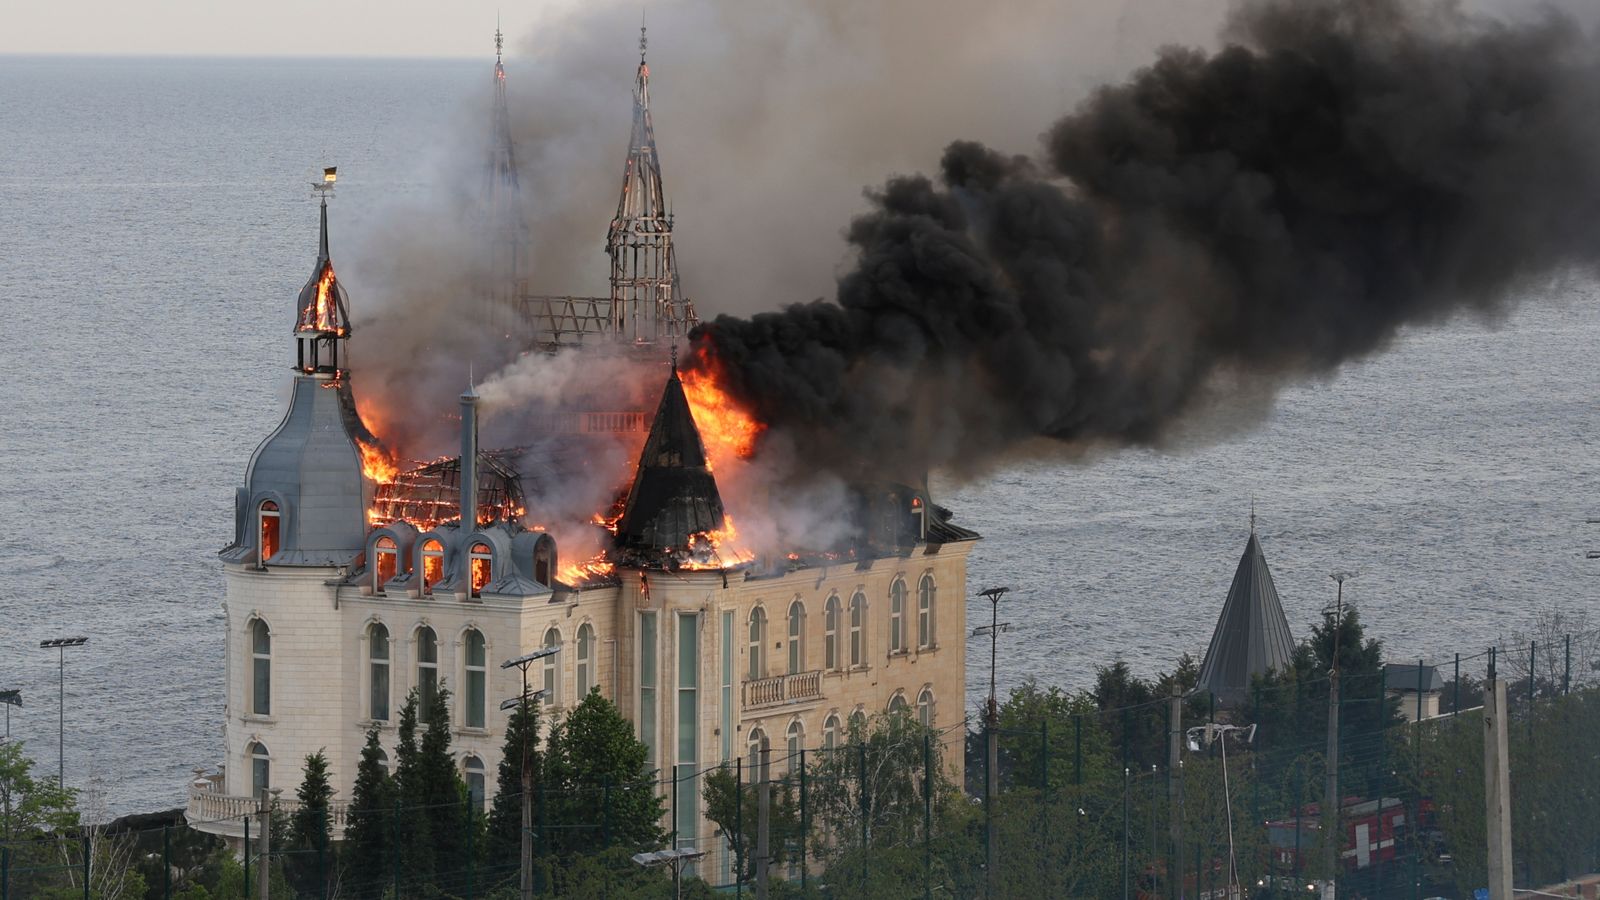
189 34 976 883
605 25 697 344
517 27 698 351
482 23 526 326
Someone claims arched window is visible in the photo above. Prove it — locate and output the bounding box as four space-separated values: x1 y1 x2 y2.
917 575 936 649
421 540 445 595
464 629 487 728
416 626 438 714
469 542 492 597
748 607 767 681
374 536 398 591
576 624 595 698
917 688 935 728
368 623 390 722
848 709 866 740
824 595 841 671
250 619 271 716
533 539 553 586
541 627 561 706
786 601 805 675
822 714 840 751
889 578 907 654
848 591 866 669
747 728 770 782
464 755 486 813
888 692 908 715
249 741 270 795
258 501 280 563
786 720 803 773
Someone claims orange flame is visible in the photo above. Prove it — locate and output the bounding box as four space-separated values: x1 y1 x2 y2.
298 264 341 333
680 361 764 472
358 438 399 485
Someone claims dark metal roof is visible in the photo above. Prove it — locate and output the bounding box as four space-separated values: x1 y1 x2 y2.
1383 663 1445 692
614 367 725 553
1196 531 1296 705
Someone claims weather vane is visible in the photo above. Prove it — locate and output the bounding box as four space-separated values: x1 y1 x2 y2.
312 166 337 200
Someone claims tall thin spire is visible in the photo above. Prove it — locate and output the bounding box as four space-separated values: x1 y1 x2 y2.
483 20 524 324
606 25 697 345
296 171 351 376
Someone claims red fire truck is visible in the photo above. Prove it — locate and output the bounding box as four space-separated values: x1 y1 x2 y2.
1266 796 1435 875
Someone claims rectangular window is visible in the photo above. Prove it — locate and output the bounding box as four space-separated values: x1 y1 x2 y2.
639 612 658 768
466 668 486 728
253 657 270 716
678 613 699 762
370 660 389 722
721 611 734 763
676 613 699 848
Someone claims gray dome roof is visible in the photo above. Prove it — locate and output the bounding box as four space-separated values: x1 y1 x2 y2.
221 375 368 567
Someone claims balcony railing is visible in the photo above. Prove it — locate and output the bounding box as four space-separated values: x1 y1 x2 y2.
187 775 350 839
742 669 823 709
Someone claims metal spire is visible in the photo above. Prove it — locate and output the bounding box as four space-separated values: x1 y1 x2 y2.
606 24 697 345
495 14 504 64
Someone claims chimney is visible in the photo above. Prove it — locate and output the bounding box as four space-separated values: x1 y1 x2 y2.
459 383 479 530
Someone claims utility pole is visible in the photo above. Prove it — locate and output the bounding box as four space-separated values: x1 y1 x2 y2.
501 648 557 900
973 585 1011 899
257 788 272 900
1324 573 1355 899
756 746 771 900
1483 677 1514 900
1168 685 1183 900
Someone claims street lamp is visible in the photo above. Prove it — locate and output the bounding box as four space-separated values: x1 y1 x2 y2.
40 637 87 786
1187 723 1257 900
632 847 707 900
0 690 19 740
502 647 558 900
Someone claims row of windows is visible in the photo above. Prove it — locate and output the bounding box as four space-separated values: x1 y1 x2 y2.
256 501 555 598
743 688 936 780
246 618 600 727
746 574 937 680
245 740 490 811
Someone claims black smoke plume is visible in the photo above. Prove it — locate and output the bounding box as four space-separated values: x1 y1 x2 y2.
690 0 1600 483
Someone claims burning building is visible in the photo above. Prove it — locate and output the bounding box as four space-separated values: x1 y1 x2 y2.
187 29 978 871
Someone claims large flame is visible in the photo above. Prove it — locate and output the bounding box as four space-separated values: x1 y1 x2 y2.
680 354 764 473
358 439 400 485
298 264 342 333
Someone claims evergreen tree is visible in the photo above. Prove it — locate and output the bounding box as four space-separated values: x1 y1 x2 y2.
283 749 336 895
544 690 665 856
342 728 394 898
391 689 434 886
416 682 470 886
487 692 542 874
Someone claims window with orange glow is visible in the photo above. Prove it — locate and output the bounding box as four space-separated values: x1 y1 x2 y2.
374 536 397 590
259 501 280 563
421 540 444 593
469 543 492 597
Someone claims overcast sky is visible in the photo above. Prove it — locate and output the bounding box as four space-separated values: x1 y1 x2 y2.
4 0 1593 58
0 0 588 58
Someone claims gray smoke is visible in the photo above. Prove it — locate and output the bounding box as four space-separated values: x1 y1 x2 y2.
691 0 1600 483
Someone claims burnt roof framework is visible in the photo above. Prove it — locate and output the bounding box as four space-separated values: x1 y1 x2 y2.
1196 530 1297 705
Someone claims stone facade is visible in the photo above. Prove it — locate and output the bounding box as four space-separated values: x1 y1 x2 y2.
201 529 972 854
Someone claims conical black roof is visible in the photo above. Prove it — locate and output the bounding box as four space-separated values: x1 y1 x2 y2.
614 367 725 552
1196 531 1296 705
